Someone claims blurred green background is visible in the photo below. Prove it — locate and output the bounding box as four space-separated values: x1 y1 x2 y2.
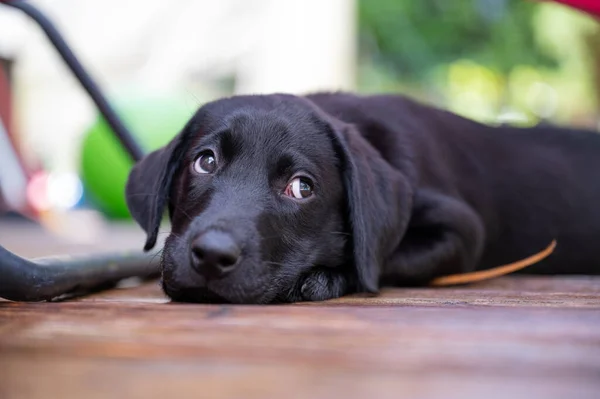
356 0 600 127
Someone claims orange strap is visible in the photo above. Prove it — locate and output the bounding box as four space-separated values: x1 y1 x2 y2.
429 240 557 287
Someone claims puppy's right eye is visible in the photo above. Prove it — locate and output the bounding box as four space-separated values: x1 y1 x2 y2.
284 176 314 199
193 151 217 174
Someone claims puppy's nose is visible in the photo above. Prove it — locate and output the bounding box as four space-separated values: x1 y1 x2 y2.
190 230 241 279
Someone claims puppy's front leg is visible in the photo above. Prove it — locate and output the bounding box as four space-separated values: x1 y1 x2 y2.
383 190 485 285
293 268 353 302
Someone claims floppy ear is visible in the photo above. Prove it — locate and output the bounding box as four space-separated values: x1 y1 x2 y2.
329 122 414 293
125 134 186 251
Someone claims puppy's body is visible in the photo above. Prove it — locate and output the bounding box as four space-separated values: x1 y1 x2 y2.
126 92 600 303
308 93 600 277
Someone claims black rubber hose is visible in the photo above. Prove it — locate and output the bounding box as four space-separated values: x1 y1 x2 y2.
0 244 159 301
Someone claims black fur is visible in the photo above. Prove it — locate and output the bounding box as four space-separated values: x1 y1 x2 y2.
126 92 600 303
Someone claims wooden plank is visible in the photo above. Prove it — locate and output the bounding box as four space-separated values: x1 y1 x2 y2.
0 276 599 399
75 275 600 308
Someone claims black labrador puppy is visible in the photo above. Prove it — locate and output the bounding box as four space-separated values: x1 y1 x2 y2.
126 92 600 303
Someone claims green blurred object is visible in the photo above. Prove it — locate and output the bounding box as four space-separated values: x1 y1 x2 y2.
80 93 192 219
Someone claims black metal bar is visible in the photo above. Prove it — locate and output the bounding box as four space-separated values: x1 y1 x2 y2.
1 0 145 162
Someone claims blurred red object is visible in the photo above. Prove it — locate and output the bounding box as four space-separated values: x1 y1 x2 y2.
548 0 600 17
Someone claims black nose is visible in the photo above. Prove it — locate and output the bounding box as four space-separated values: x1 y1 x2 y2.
190 230 241 279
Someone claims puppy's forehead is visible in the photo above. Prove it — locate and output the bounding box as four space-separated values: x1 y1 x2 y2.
194 97 331 152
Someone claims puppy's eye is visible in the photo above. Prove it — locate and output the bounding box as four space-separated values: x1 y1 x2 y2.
284 177 313 199
193 151 217 174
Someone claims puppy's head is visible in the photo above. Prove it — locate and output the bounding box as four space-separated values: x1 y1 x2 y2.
126 94 411 303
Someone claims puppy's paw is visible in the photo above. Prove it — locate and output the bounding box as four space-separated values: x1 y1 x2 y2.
300 270 348 302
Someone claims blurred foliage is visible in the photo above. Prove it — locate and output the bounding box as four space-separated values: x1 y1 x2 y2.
357 0 600 127
359 0 554 81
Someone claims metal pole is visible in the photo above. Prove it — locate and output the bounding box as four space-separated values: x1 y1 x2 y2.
0 0 145 162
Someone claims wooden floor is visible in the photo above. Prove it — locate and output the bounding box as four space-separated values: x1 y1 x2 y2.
1 220 599 398
1 275 599 399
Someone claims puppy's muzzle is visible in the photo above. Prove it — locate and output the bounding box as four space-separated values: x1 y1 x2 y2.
190 230 241 280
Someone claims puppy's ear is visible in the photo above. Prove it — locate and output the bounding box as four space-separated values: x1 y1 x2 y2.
125 133 186 251
329 123 413 293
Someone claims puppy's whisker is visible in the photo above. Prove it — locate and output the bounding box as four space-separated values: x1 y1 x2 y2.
260 234 290 241
264 261 288 267
180 210 194 223
185 89 203 109
170 205 194 223
150 248 165 264
165 232 183 239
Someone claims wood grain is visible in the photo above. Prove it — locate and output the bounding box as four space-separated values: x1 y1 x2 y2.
1 276 599 399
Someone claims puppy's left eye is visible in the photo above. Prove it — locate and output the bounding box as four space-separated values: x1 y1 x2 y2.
284 177 314 199
193 151 217 174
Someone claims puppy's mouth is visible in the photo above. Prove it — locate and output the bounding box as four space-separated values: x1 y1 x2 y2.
163 283 231 304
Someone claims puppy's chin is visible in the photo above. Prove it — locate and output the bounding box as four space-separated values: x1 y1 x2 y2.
162 282 230 304
162 279 276 304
